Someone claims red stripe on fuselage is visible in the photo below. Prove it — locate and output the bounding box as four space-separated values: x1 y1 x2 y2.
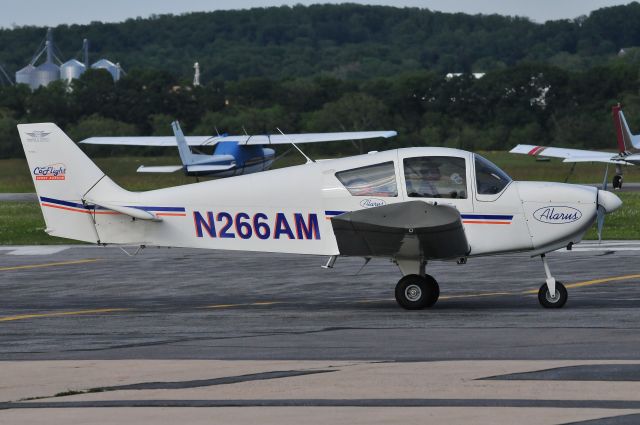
41 203 119 215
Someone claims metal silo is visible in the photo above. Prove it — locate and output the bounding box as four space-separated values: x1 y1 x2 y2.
16 64 35 86
60 59 86 82
91 59 118 81
32 61 60 89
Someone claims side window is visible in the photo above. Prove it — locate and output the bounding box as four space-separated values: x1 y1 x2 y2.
475 154 512 195
404 156 467 199
335 161 398 197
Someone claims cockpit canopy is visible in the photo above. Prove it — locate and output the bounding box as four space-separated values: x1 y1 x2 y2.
334 151 512 199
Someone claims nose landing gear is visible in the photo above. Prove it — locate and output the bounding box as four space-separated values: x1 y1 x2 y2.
613 174 623 190
538 254 568 308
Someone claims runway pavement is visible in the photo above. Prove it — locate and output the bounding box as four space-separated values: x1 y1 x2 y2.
1 242 640 424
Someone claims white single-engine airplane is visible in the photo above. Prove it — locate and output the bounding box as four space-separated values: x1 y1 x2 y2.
511 104 640 189
80 124 397 177
19 123 622 309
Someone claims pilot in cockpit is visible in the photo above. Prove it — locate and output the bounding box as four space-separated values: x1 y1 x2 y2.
405 157 466 199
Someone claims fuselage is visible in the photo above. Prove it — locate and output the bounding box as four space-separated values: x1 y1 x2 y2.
79 147 603 259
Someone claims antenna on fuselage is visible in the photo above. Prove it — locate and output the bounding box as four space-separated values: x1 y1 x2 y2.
276 127 315 163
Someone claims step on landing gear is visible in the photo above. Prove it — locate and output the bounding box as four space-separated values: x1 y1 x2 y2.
538 254 568 308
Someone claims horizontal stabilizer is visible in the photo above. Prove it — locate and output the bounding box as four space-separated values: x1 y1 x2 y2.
84 198 162 221
137 165 183 173
80 131 397 147
186 163 236 173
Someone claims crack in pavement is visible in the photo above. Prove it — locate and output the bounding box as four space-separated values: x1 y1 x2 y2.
480 364 640 382
4 399 640 409
16 369 337 402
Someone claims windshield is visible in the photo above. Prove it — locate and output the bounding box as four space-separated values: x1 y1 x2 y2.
474 154 512 195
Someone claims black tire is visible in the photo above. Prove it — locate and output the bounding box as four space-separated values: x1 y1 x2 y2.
395 274 440 310
538 281 568 309
613 174 623 190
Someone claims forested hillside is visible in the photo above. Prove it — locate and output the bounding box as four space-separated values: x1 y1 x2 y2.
2 3 640 158
2 3 640 80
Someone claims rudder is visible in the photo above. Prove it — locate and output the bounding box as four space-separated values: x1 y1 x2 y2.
18 123 109 242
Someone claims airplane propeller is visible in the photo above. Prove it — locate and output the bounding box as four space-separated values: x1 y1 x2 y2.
596 189 623 243
596 204 606 243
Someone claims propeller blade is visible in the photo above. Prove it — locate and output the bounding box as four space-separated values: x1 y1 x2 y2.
602 164 609 191
597 205 606 243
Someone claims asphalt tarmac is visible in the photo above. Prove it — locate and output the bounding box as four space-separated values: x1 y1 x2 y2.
1 242 640 361
2 243 640 424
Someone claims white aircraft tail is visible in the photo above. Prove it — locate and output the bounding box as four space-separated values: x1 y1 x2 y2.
612 104 640 152
17 123 128 242
172 121 198 165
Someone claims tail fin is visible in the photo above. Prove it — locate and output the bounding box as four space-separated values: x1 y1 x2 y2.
172 121 196 166
612 104 640 152
17 123 123 242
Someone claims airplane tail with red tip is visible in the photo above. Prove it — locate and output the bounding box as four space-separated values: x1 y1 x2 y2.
612 104 640 153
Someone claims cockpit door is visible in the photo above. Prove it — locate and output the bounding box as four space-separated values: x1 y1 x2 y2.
398 152 475 214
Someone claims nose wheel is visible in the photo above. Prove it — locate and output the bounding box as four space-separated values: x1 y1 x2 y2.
395 274 440 310
613 174 623 190
538 281 568 308
538 254 568 308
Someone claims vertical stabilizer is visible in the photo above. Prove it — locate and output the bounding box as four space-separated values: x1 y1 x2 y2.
17 123 121 242
172 121 195 166
612 104 640 152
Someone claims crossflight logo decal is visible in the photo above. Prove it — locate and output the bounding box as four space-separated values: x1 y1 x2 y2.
33 164 66 180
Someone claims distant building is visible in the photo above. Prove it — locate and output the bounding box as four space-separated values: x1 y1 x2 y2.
91 59 123 81
445 72 486 80
15 29 123 90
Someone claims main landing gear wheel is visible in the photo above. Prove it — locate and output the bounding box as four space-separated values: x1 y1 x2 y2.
613 174 623 190
395 274 440 310
538 281 568 309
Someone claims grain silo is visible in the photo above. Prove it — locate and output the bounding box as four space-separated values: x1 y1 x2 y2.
15 28 60 90
60 59 86 82
91 59 122 81
15 64 35 86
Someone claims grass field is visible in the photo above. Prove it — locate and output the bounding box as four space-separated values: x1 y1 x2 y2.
1 151 639 192
1 150 639 244
1 193 638 245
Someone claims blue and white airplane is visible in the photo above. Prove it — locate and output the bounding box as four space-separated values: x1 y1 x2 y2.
80 123 397 177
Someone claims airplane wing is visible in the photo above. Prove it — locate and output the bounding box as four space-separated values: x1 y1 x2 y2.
79 131 397 147
509 144 626 164
330 201 470 259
